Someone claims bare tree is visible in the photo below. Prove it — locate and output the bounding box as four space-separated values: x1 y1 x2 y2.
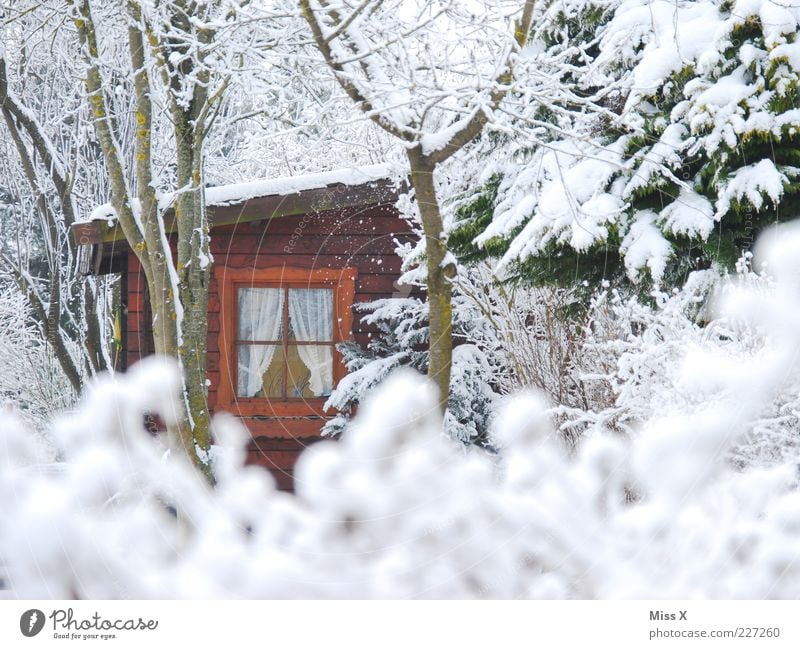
3 0 393 477
58 0 258 480
300 0 536 412
0 12 114 395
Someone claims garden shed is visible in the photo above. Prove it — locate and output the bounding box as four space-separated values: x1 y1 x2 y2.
71 165 409 489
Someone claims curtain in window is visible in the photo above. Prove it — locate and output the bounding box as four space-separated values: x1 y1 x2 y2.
288 288 334 396
237 288 284 397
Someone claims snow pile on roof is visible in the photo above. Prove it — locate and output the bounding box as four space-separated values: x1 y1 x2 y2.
86 163 397 223
205 163 396 207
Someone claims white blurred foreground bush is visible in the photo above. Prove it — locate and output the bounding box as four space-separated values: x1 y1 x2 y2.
3 228 800 598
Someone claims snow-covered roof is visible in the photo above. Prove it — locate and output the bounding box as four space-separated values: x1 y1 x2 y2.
86 163 397 223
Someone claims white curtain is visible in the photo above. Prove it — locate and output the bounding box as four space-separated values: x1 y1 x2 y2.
237 288 283 397
288 288 334 396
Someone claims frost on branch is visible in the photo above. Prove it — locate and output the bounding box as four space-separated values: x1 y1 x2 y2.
0 287 77 434
4 225 800 597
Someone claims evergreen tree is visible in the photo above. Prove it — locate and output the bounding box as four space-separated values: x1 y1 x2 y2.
452 0 800 287
323 294 498 447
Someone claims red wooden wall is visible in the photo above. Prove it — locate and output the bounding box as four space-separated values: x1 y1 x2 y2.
125 201 413 489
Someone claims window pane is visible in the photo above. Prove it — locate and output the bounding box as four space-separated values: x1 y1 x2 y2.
238 288 283 341
288 288 333 342
237 344 283 398
287 343 333 397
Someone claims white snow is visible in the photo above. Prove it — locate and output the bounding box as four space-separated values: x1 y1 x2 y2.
716 159 788 217
82 164 397 223
203 163 396 206
620 210 672 281
596 0 723 110
659 189 716 239
624 123 688 198
772 42 800 71
420 111 479 157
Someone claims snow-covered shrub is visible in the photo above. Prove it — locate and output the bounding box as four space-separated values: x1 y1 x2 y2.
559 255 800 469
0 286 76 438
326 251 798 462
2 224 800 598
551 269 723 440
456 264 617 446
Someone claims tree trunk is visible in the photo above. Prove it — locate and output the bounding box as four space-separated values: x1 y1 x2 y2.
70 0 216 482
0 95 86 393
407 146 455 414
173 110 213 482
128 7 212 481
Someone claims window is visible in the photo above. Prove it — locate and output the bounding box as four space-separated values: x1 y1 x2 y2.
236 287 334 399
217 266 356 419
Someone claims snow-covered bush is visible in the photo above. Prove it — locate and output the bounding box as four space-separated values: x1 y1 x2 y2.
3 224 800 598
454 246 800 465
550 274 716 441
456 264 617 445
0 286 76 437
558 255 800 468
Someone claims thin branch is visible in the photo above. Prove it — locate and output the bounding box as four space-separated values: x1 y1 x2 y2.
323 0 379 44
299 0 417 141
425 0 538 166
67 0 145 249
